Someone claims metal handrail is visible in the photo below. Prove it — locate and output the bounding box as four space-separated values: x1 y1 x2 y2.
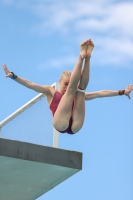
0 83 56 128
0 82 59 148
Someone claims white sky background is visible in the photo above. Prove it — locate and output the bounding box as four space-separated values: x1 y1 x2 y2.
0 0 133 200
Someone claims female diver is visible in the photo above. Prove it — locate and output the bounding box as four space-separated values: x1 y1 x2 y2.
2 39 133 134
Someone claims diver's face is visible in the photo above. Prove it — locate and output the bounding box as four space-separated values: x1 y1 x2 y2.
59 76 70 94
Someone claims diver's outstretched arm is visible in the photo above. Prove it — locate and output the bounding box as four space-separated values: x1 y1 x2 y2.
85 84 133 100
2 64 53 95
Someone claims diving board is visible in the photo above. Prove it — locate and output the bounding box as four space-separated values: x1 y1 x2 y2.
0 138 82 200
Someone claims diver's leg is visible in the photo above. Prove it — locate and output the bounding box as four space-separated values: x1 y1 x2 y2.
71 40 94 133
53 41 88 131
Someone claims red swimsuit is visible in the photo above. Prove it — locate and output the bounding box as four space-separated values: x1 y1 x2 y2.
49 91 74 134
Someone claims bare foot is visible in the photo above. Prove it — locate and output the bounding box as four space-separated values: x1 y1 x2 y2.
80 40 88 58
87 39 94 57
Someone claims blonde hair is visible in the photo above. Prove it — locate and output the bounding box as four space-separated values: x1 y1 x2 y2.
59 70 72 81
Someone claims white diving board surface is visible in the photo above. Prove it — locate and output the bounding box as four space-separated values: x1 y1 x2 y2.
0 138 82 200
